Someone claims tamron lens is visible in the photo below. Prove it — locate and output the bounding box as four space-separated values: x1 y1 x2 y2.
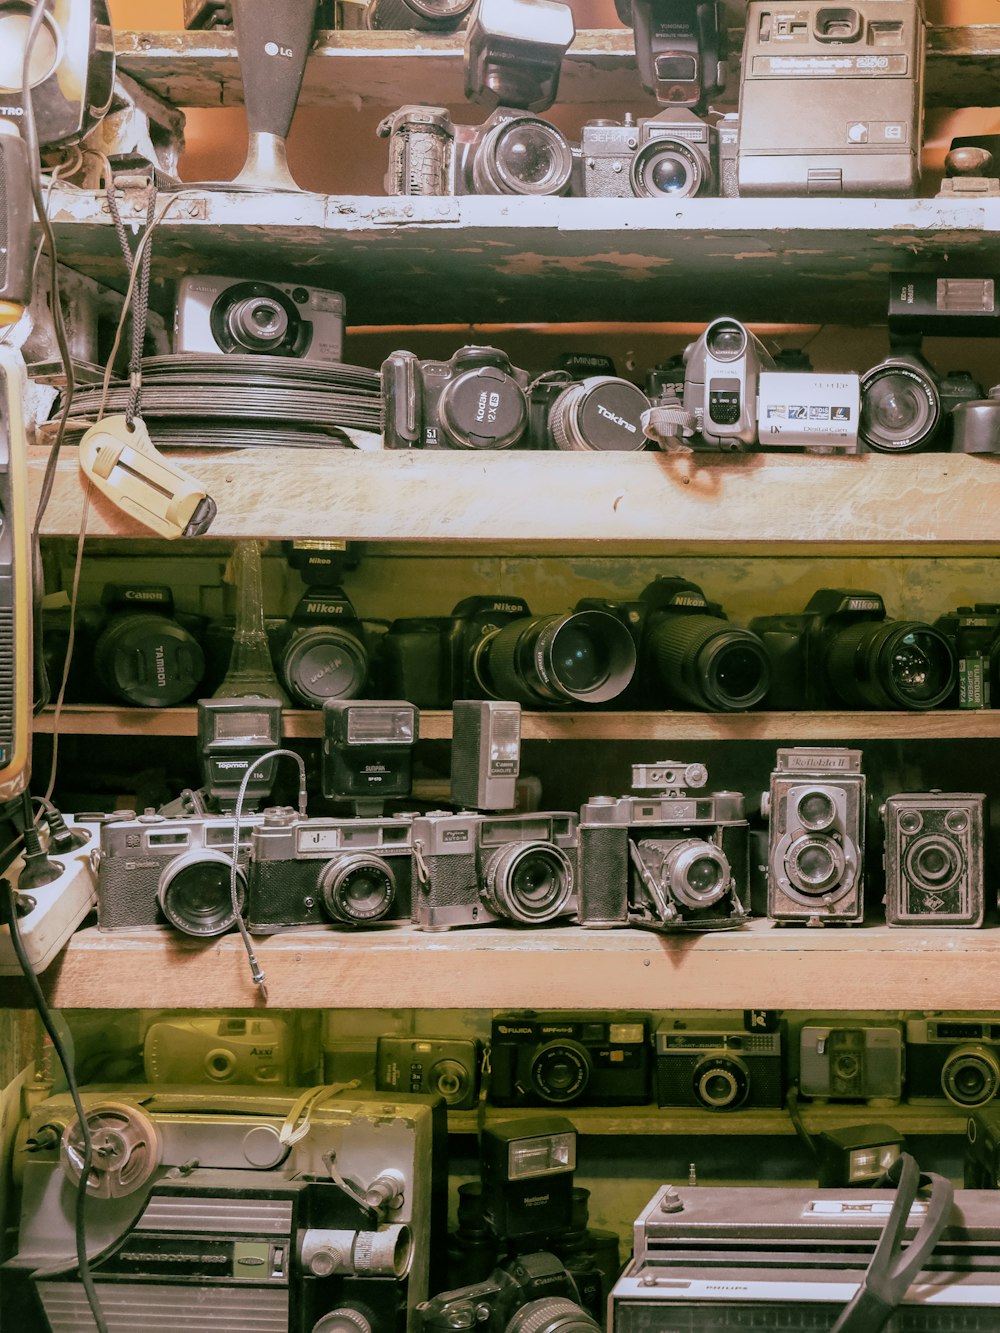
474 609 637 707
860 356 941 453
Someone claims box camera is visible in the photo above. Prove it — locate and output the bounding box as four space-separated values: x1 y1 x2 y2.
763 747 865 925
859 350 981 454
382 346 532 451
175 275 346 363
881 792 986 928
488 1012 651 1107
935 604 1000 708
749 588 957 711
578 761 749 932
737 0 924 197
655 1018 784 1111
410 810 578 931
246 806 414 932
273 587 371 709
578 110 718 200
906 1016 1000 1108
377 1035 482 1109
615 0 728 109
143 1014 295 1085
418 1251 598 1333
799 1022 904 1102
527 370 650 453
95 810 260 937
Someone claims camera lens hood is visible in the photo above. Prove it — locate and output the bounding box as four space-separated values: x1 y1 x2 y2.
648 614 771 712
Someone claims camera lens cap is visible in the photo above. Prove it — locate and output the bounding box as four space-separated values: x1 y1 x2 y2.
94 614 205 707
549 377 649 452
439 365 528 449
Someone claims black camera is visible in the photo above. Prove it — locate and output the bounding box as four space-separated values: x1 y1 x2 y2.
965 1107 1000 1188
859 350 982 454
383 347 532 451
935 604 1000 709
367 0 474 30
881 792 986 929
489 1012 651 1108
749 588 957 711
528 370 651 452
906 1016 1000 1108
419 1252 599 1333
654 1017 784 1111
376 1034 482 1109
614 0 727 110
273 587 371 708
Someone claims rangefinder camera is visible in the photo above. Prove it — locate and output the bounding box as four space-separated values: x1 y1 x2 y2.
382 346 532 451
175 275 346 363
799 1022 904 1102
655 1019 784 1111
410 810 579 931
488 1012 651 1107
906 1015 1000 1108
578 109 723 200
376 1035 482 1109
95 810 260 937
881 792 986 928
143 1014 295 1085
245 806 414 932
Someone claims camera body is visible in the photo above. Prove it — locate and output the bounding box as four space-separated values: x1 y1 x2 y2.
383 346 531 451
488 1012 651 1107
245 806 414 932
655 1019 784 1111
906 1016 1000 1108
682 318 775 450
965 1107 1000 1188
274 587 370 708
579 109 717 199
410 810 578 931
376 1035 482 1109
935 604 1000 708
881 792 986 928
175 275 346 362
418 1252 593 1333
799 1022 904 1102
143 1015 294 1085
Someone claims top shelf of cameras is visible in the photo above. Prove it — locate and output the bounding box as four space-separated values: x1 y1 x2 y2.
115 26 1000 112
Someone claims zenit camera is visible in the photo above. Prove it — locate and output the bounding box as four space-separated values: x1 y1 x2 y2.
527 369 651 452
578 110 719 200
488 1012 651 1107
906 1015 1000 1108
654 1017 784 1111
799 1022 904 1103
418 1252 599 1333
881 792 986 928
175 276 346 362
382 347 532 451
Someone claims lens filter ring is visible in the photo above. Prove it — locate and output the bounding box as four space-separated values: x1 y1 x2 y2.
158 850 245 937
692 1054 749 1110
474 117 573 196
508 1297 602 1333
783 833 848 901
482 840 574 923
942 1044 1000 1107
860 362 941 453
319 855 396 925
662 837 730 909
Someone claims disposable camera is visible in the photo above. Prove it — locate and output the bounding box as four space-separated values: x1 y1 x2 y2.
95 810 260 937
860 350 982 454
881 792 986 928
749 588 957 712
577 761 749 932
655 1018 784 1111
382 346 532 451
935 604 1000 709
174 275 346 363
763 747 865 925
143 1014 295 1085
798 1022 904 1102
418 1251 599 1333
376 1034 482 1109
245 806 414 932
906 1015 1000 1108
488 1012 651 1107
578 110 727 200
410 810 579 931
527 370 652 453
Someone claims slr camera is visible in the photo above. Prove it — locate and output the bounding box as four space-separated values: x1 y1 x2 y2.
143 1014 295 1085
418 1252 599 1333
273 587 371 708
881 792 986 928
654 1018 784 1111
527 370 651 453
383 346 532 451
798 1022 904 1102
175 275 346 363
383 595 636 711
763 747 866 925
906 1015 1000 1108
578 109 724 200
410 810 578 931
936 603 1000 708
95 810 259 937
749 588 957 711
488 1012 651 1107
578 761 749 932
859 350 982 453
376 1035 482 1109
245 806 414 932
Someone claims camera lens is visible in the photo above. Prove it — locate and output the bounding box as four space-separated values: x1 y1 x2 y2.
432 1058 473 1105
630 140 706 199
941 1045 1000 1107
905 835 962 893
227 295 290 351
158 851 245 937
647 614 770 712
482 841 575 924
530 1040 592 1103
547 378 650 452
476 610 636 707
783 833 848 900
659 837 730 909
860 362 941 453
825 620 956 710
280 627 369 708
706 321 747 360
475 118 573 196
319 855 396 925
796 790 836 831
692 1054 749 1110
438 365 529 449
368 0 473 30
507 1298 601 1333
94 613 205 707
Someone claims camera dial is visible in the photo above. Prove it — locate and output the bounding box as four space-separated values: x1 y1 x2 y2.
473 116 574 196
941 1044 1000 1107
692 1051 750 1110
319 855 397 925
157 849 245 937
482 840 575 923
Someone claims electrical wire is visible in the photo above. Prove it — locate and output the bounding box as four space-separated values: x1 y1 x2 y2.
785 1086 816 1158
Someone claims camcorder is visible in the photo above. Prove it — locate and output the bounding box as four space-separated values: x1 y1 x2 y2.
655 1016 784 1111
488 1012 651 1107
881 792 986 928
798 1021 904 1102
175 276 346 362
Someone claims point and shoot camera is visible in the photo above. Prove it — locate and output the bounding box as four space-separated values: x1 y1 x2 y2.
907 1016 1000 1109
175 275 346 363
799 1021 904 1103
376 1034 483 1109
488 1012 651 1107
655 1015 784 1111
143 1014 296 1084
881 792 986 928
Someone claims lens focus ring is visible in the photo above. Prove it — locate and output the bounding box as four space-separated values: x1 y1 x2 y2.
482 841 574 923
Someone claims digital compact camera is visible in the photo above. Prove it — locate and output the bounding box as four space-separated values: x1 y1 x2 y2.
578 109 725 200
655 1018 784 1111
906 1015 1000 1108
881 792 986 928
175 275 346 363
382 347 532 451
376 1035 482 1109
798 1021 904 1102
488 1012 651 1107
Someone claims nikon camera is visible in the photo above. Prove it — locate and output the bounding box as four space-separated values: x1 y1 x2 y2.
488 1012 652 1107
881 792 986 928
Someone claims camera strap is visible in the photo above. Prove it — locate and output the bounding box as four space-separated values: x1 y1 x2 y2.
278 1080 363 1148
640 402 696 454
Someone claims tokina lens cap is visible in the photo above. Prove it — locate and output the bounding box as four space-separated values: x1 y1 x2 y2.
549 377 649 451
439 366 528 449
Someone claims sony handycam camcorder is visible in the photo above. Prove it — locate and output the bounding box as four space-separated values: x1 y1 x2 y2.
881 792 987 928
798 1021 904 1102
175 275 346 363
655 1016 784 1111
906 1015 1000 1109
488 1012 651 1107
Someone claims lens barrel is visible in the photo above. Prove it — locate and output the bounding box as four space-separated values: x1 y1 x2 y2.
630 138 706 198
648 614 771 711
367 0 473 30
692 1053 750 1110
547 377 649 452
157 851 245 937
482 841 575 923
860 361 941 453
941 1044 1000 1107
474 117 573 196
825 619 956 710
319 855 396 925
530 1040 592 1103
476 610 636 707
507 1298 602 1333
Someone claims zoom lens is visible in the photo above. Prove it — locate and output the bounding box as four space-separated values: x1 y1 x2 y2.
860 362 941 453
547 377 650 452
507 1298 601 1333
158 851 245 937
474 117 573 196
93 613 205 707
630 139 707 198
693 1054 749 1110
280 627 369 708
319 855 396 925
476 610 636 707
825 619 956 710
482 841 575 923
905 835 962 893
227 295 289 351
530 1040 592 1103
942 1044 1000 1107
648 614 770 711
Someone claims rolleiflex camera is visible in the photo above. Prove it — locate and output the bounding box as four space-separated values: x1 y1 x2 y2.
527 369 652 452
143 1014 295 1084
578 110 725 200
936 604 1000 709
654 1016 784 1111
881 792 987 928
578 761 749 932
906 1016 1000 1108
376 1035 482 1109
383 347 532 451
418 1252 599 1333
763 748 865 925
175 276 346 363
799 1022 904 1102
488 1012 651 1107
749 589 957 711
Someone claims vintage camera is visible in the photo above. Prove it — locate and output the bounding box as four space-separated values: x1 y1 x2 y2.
383 346 532 451
451 699 521 811
480 1117 577 1241
578 110 718 200
737 0 924 197
749 588 957 711
376 1035 482 1109
578 761 749 932
246 806 414 932
882 792 986 928
859 350 982 454
614 0 727 109
935 604 1000 708
323 699 418 808
799 1022 904 1102
906 1016 1000 1108
410 810 578 931
763 747 866 925
143 1014 295 1084
274 587 371 708
382 595 636 711
418 1251 598 1333
488 1012 651 1107
174 275 346 363
680 317 775 450
527 370 650 452
95 810 260 936
367 0 474 29
655 1017 784 1111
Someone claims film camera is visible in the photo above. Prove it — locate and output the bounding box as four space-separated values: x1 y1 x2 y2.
859 350 982 454
906 1016 1000 1108
175 276 346 363
881 792 986 928
749 588 957 711
488 1012 651 1107
382 347 532 451
936 604 1000 709
376 1035 482 1109
577 761 749 932
578 110 723 200
654 1016 784 1111
527 369 651 452
143 1014 295 1084
418 1251 599 1333
798 1021 904 1102
410 809 578 931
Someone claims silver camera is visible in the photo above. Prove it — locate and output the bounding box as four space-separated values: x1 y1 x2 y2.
764 747 866 925
882 792 986 928
175 275 346 363
907 1015 1000 1108
143 1015 296 1085
578 109 717 200
682 317 775 449
799 1021 904 1102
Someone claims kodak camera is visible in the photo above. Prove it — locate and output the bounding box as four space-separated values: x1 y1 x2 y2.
578 110 719 200
488 1012 651 1107
655 1018 784 1111
418 1251 598 1333
143 1014 295 1084
410 810 578 931
174 275 346 363
881 792 986 928
763 747 865 925
906 1016 1000 1108
577 761 749 932
736 0 925 197
376 1035 482 1109
799 1022 904 1102
382 347 532 451
245 806 414 932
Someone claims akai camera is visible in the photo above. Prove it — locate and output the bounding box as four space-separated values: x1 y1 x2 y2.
655 1017 784 1111
882 792 986 928
382 347 531 451
143 1014 295 1085
488 1012 651 1107
175 275 346 362
578 110 719 199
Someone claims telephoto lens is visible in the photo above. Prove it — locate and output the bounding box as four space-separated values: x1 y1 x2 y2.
824 618 957 710
859 356 941 453
367 0 474 29
646 615 771 712
474 610 637 708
